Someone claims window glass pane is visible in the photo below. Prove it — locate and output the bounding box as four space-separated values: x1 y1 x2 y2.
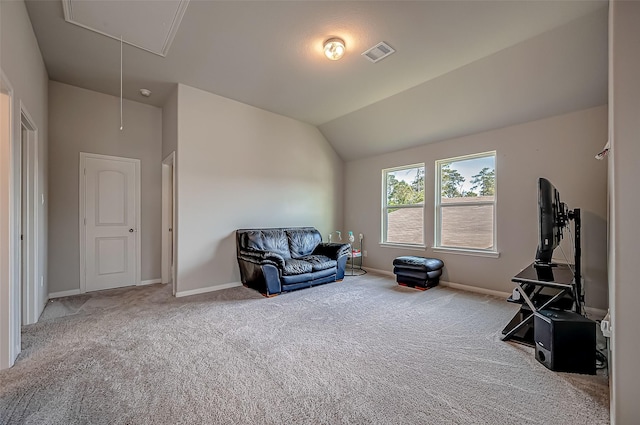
436 152 496 251
383 164 425 245
387 166 424 206
440 156 495 199
441 204 494 249
386 207 424 245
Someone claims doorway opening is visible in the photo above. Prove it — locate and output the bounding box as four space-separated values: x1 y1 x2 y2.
161 152 176 296
19 107 41 326
1 70 16 368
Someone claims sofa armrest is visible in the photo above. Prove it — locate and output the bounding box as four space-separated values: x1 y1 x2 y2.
313 243 351 259
238 248 285 269
236 258 282 296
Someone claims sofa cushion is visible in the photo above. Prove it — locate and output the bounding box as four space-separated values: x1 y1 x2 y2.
300 255 336 272
281 275 334 291
281 267 335 286
283 258 313 275
281 272 314 285
244 229 291 259
287 228 322 258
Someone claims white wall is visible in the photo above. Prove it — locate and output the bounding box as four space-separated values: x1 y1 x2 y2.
609 1 640 422
0 0 49 369
175 84 343 294
48 81 163 293
162 85 178 285
345 106 608 310
162 86 178 160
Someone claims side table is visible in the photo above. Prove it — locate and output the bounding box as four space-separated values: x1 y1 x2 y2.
346 238 366 276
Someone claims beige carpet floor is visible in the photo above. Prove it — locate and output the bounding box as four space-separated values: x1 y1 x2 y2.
0 272 609 424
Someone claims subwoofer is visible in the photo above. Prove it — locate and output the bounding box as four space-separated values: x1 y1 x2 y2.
534 309 596 375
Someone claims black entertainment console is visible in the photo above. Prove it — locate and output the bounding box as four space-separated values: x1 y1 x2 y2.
503 179 597 374
502 263 576 345
502 209 583 346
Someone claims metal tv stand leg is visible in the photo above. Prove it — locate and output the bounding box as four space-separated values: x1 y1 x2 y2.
501 284 568 342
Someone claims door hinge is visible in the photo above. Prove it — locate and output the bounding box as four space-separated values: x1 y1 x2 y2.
20 234 23 241
84 218 86 225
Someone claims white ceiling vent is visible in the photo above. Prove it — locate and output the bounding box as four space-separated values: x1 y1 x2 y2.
361 42 395 63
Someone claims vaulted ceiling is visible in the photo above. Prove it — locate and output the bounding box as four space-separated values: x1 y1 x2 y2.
24 1 608 160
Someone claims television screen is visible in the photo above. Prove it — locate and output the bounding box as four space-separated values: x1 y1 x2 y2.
535 178 567 265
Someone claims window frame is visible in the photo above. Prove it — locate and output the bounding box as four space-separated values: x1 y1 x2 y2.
381 163 426 248
434 151 498 256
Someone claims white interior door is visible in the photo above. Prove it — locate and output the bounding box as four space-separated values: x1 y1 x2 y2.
81 153 140 292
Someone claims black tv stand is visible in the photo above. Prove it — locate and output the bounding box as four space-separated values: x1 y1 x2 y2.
502 208 582 345
501 263 577 345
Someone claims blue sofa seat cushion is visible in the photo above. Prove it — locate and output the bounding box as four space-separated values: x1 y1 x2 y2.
300 255 336 271
283 259 313 275
281 267 335 285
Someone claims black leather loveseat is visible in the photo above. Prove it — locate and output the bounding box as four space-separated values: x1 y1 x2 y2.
236 227 351 296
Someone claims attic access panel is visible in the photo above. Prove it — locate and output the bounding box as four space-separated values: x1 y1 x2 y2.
62 0 189 57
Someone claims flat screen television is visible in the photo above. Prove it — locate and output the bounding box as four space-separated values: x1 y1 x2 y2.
535 177 568 266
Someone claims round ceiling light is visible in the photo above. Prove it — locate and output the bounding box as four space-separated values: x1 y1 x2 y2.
323 38 346 61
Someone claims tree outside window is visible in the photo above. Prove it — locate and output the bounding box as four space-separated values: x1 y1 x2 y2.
435 152 496 251
382 164 425 245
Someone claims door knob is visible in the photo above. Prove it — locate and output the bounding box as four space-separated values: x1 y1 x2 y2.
129 228 135 233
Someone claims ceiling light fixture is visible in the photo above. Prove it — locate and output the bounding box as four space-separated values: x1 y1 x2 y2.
324 38 345 61
139 88 151 97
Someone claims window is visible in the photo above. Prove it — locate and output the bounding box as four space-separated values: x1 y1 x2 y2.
382 164 425 246
435 152 496 253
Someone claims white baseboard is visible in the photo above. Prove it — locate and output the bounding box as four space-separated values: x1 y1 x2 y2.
48 289 81 299
139 279 162 286
364 267 608 317
439 280 511 299
50 280 162 298
584 306 607 321
175 281 242 298
363 267 511 298
362 267 394 277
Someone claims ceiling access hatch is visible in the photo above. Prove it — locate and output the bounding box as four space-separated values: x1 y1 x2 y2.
62 0 190 57
361 41 396 63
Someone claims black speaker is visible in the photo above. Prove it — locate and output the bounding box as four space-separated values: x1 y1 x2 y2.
534 309 596 375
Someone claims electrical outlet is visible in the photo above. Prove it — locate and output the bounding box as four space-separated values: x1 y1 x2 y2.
601 311 612 338
363 250 367 257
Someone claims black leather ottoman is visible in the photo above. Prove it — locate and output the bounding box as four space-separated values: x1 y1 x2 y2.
393 256 444 290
